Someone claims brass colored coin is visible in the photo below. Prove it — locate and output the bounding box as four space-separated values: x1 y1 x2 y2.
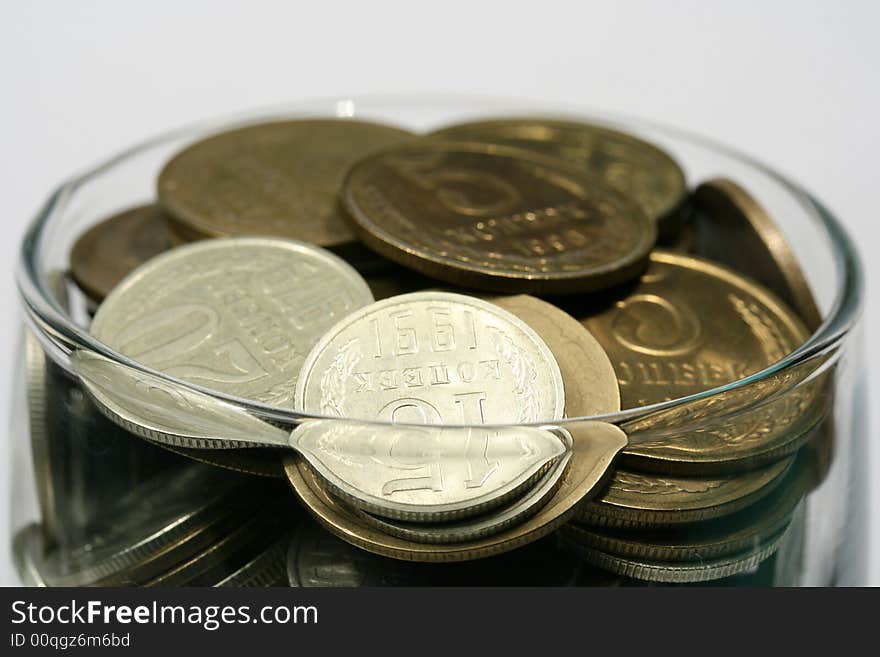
428 118 687 233
341 142 656 294
560 530 784 584
582 250 818 474
489 295 620 416
70 205 179 301
158 119 414 247
693 178 822 330
576 456 793 528
563 459 808 561
284 421 627 562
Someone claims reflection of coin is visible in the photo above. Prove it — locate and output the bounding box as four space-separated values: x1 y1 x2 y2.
582 251 815 473
91 237 373 407
291 420 567 522
70 205 178 301
563 459 807 561
284 421 627 561
576 456 793 528
342 142 655 294
296 291 564 423
158 119 414 247
693 178 822 330
351 428 570 543
428 118 687 234
489 294 620 417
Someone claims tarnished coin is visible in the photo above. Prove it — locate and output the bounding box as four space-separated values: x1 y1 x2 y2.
489 295 620 417
576 456 793 528
70 205 179 301
581 250 818 473
296 291 565 423
563 458 808 561
341 142 656 294
90 237 373 407
693 178 822 330
291 420 567 522
158 119 414 247
560 531 785 584
428 117 687 234
352 428 571 543
287 523 581 586
284 421 627 562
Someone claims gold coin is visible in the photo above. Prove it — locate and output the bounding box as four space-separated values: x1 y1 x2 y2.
158 119 414 247
428 117 687 235
489 294 620 417
575 456 793 528
341 142 656 294
563 457 807 561
284 421 627 562
692 178 822 330
70 204 179 301
581 250 820 473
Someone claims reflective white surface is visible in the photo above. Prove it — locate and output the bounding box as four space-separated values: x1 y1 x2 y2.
1 0 877 585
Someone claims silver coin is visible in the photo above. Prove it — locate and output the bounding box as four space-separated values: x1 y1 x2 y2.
295 291 565 423
215 534 292 587
90 237 374 407
353 427 573 542
290 419 567 522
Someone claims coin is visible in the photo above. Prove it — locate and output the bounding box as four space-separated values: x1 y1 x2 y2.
25 332 58 547
287 523 580 586
70 205 179 301
341 142 656 294
13 524 48 587
90 237 374 407
560 531 784 583
215 534 291 587
576 456 793 528
295 291 565 423
562 458 808 561
692 178 822 330
290 420 567 522
38 465 258 586
428 118 687 235
581 250 818 473
351 428 571 543
158 119 414 247
284 421 627 561
488 294 620 417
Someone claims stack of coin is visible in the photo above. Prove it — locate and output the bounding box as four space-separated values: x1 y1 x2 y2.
22 114 829 586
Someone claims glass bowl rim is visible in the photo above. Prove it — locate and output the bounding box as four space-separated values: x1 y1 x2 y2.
15 93 865 430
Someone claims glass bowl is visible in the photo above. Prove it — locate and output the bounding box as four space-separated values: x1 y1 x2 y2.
11 96 867 586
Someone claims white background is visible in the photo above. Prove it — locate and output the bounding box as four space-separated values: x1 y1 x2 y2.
0 1 877 585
